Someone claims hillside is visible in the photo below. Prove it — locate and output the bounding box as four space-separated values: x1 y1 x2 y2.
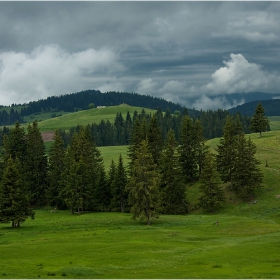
0 90 198 126
37 104 156 132
2 130 280 279
229 98 280 116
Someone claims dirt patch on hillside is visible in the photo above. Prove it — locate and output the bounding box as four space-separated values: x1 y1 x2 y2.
41 131 55 142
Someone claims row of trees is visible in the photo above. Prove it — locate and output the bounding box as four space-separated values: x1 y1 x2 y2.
0 103 266 226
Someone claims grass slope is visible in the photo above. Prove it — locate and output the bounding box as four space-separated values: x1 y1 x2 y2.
1 130 280 278
37 105 156 132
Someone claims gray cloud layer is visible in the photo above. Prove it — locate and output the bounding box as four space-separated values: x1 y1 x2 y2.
0 2 280 109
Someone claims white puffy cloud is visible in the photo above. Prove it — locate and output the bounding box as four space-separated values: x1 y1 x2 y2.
206 53 280 94
137 78 159 95
0 44 124 105
191 95 245 111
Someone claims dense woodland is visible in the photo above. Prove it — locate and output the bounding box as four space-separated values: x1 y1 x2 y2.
0 90 194 125
0 103 268 226
52 108 252 148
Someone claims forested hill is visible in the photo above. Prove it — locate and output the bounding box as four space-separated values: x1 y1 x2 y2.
229 98 280 116
19 90 198 118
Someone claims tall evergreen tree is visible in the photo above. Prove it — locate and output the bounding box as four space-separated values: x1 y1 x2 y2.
231 135 263 199
179 116 197 181
198 153 224 213
2 122 26 165
47 130 66 209
61 156 92 213
0 157 34 227
147 115 163 165
126 140 161 225
193 119 209 176
159 130 188 214
216 115 240 186
25 121 48 206
95 162 111 211
250 102 270 137
111 154 128 212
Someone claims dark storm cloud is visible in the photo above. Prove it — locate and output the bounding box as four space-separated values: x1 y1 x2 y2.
0 1 280 109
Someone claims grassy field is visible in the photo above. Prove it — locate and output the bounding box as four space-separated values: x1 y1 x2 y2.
36 105 156 132
268 116 280 130
1 129 280 278
1 210 280 279
99 145 129 170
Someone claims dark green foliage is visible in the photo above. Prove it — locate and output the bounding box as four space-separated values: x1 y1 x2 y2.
25 121 48 206
178 116 197 181
250 102 270 136
159 130 188 214
111 155 128 212
47 130 66 209
2 122 26 164
216 115 243 185
95 162 111 212
193 119 209 176
231 135 263 199
60 126 103 212
199 153 224 213
61 156 92 214
0 157 34 227
126 140 161 225
147 115 163 165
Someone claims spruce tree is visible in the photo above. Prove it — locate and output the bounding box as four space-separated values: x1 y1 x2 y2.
199 153 224 213
250 102 270 137
178 116 197 181
193 119 209 176
147 115 163 166
231 135 263 199
25 121 48 205
216 115 239 185
95 162 111 211
126 140 161 225
0 157 35 227
2 121 26 164
159 130 188 214
47 130 66 209
111 154 128 212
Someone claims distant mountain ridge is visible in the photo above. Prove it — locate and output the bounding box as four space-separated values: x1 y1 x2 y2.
18 90 199 118
229 98 280 116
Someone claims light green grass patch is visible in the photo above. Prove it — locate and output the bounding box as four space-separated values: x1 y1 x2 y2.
1 211 280 278
37 105 156 132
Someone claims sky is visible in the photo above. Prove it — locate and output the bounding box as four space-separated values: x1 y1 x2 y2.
0 1 280 110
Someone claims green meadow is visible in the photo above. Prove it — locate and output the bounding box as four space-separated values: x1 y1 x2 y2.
1 128 280 278
37 105 156 132
1 110 280 278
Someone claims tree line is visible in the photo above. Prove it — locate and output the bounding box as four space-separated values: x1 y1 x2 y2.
57 107 252 149
0 103 268 226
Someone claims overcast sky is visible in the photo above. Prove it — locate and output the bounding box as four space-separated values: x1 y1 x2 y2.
0 1 280 110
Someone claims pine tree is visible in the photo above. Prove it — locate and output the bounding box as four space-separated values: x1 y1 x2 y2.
126 140 161 225
147 115 163 165
25 121 48 206
231 135 263 199
198 153 224 213
95 162 111 211
159 130 188 214
111 154 128 212
2 121 27 165
61 156 92 213
193 119 209 176
178 116 197 181
250 102 270 137
61 126 103 212
47 130 66 209
216 115 240 185
0 157 35 227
